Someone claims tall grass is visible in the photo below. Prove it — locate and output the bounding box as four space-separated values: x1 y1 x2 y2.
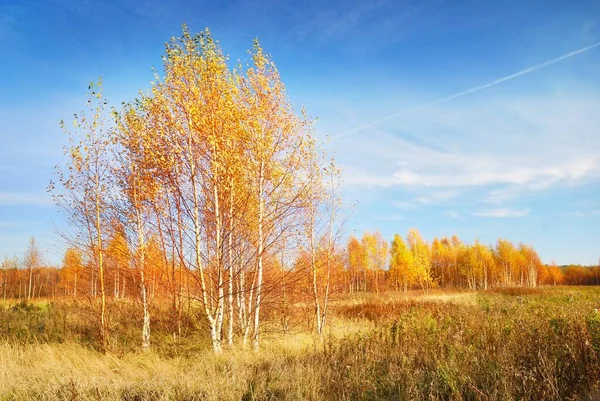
1 287 599 400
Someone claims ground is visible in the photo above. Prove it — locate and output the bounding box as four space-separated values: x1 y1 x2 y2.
1 286 599 400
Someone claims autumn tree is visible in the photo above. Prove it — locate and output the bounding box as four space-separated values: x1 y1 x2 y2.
110 26 321 352
430 238 445 287
495 239 518 287
114 98 165 350
50 79 114 351
316 162 343 334
23 236 42 300
519 243 542 288
105 222 130 300
406 229 432 294
0 256 18 301
361 231 388 296
62 247 83 297
240 41 315 349
138 27 237 352
472 241 496 290
302 139 325 334
547 263 564 285
302 141 343 335
389 233 413 292
347 236 366 292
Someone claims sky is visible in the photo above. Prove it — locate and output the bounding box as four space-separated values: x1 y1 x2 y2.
0 0 599 266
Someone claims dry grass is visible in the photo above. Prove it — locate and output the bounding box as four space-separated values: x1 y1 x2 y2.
1 287 600 400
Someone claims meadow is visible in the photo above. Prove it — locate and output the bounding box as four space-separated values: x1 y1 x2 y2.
1 286 599 400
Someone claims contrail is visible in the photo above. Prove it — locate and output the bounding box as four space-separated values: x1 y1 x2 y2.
331 41 600 140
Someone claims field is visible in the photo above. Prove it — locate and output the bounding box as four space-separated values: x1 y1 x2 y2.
1 286 600 400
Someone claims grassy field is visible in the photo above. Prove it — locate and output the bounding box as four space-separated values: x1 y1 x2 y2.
1 287 600 400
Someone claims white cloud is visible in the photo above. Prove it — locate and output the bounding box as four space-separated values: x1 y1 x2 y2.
443 210 460 218
559 211 586 217
391 157 599 188
342 167 397 188
0 221 31 229
375 213 404 221
418 191 457 202
472 208 530 218
337 94 600 206
392 200 417 210
390 191 458 210
334 40 600 140
0 192 53 206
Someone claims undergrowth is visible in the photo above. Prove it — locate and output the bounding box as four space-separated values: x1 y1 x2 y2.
1 287 599 400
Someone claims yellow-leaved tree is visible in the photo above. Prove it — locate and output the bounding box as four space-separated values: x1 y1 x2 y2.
407 229 432 294
50 79 114 352
390 233 413 292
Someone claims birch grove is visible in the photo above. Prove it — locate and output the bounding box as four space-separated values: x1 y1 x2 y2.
51 26 335 353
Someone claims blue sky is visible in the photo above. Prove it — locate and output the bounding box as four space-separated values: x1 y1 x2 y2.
1 0 599 265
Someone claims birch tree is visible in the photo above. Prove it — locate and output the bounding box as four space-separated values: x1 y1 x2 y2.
240 41 312 349
23 236 42 300
390 234 413 292
114 99 164 350
62 247 83 297
50 79 114 351
407 229 432 294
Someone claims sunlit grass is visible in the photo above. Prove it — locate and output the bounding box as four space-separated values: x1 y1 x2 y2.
1 287 600 400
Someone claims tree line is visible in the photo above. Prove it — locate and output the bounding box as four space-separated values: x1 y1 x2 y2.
3 230 598 345
346 230 584 292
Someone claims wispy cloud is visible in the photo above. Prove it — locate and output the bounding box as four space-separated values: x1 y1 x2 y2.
0 192 53 207
232 0 423 51
561 210 600 217
333 40 600 139
391 157 599 188
443 210 460 218
344 155 600 191
559 211 586 218
338 93 600 209
472 208 530 218
391 191 458 208
0 220 36 229
375 213 404 221
392 200 418 210
414 191 457 203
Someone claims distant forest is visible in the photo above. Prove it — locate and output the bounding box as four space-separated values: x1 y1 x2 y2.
1 231 597 302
